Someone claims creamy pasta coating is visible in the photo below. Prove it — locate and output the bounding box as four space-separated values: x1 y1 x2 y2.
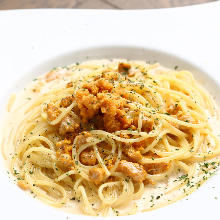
2 59 220 216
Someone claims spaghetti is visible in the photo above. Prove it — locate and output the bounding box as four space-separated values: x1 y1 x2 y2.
2 59 220 216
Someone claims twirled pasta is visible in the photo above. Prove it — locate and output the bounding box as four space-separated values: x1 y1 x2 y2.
2 59 220 216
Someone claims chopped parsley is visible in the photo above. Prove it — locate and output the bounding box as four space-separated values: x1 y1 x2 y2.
13 169 19 175
178 174 188 181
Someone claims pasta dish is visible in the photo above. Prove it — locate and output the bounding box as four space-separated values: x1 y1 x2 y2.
2 59 220 216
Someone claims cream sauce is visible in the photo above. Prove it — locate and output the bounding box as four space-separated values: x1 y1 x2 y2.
1 59 220 216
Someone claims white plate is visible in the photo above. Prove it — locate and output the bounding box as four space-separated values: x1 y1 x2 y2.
1 2 220 219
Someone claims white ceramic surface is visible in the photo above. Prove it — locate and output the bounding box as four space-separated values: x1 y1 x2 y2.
0 2 220 219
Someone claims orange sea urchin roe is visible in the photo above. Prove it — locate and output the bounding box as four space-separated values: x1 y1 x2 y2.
75 76 131 132
48 63 169 185
89 167 105 185
117 160 147 183
46 104 61 121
